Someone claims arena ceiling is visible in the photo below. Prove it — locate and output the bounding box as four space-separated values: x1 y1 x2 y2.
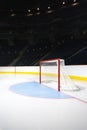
0 0 87 44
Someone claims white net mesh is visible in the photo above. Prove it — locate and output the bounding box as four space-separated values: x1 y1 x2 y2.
40 59 79 91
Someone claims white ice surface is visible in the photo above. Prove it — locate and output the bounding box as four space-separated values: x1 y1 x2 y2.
0 75 87 130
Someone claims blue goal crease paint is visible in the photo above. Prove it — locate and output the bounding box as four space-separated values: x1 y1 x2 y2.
10 82 71 99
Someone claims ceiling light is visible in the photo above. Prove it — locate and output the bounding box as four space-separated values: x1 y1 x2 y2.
62 1 66 5
72 1 79 6
73 0 77 2
28 9 31 12
37 8 40 11
11 13 16 16
27 9 33 16
48 6 51 9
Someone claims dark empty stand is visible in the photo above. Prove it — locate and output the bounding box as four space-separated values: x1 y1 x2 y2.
0 39 87 66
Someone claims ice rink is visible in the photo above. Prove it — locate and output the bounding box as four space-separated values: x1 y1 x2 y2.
0 74 87 130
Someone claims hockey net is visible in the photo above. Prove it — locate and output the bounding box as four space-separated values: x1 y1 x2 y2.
39 58 79 91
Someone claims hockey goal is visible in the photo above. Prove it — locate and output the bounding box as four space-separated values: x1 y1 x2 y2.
39 58 79 91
